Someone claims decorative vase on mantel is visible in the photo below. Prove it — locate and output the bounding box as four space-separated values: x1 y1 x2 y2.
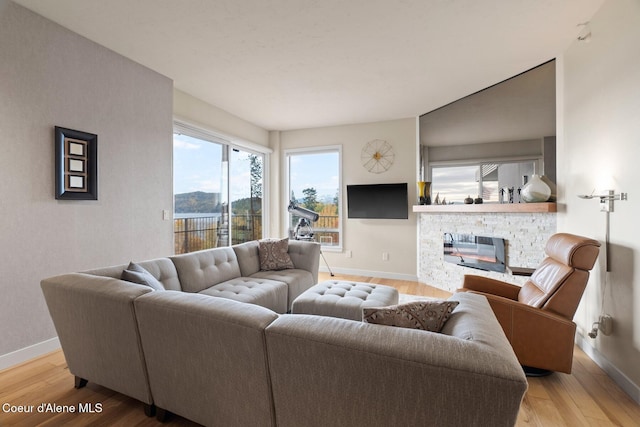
417 181 432 205
520 174 551 203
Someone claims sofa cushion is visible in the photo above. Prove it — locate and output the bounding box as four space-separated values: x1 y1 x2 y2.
258 238 295 271
121 262 165 291
362 300 459 332
84 258 181 291
135 259 182 291
199 277 289 314
265 307 527 427
134 291 279 427
233 240 261 276
170 247 241 293
441 292 513 343
287 240 321 285
250 269 314 311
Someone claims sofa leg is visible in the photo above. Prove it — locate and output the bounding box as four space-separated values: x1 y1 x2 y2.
143 403 156 417
74 376 88 389
156 407 171 422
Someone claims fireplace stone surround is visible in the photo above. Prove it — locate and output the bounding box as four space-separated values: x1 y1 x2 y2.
417 209 556 292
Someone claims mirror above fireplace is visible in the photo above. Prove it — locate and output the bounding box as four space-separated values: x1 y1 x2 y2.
419 60 556 204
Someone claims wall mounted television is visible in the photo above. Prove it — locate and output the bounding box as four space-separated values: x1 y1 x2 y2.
346 183 409 219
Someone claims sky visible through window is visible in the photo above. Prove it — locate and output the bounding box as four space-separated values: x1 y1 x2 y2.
174 134 259 203
288 151 339 204
173 134 221 195
174 134 338 209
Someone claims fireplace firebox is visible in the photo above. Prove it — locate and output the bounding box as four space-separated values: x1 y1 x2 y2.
443 233 506 273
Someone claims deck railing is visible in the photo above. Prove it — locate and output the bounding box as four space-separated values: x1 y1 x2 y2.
174 214 262 254
175 214 340 254
288 215 339 246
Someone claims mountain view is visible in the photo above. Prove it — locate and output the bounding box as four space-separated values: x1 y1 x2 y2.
174 191 262 214
174 191 221 213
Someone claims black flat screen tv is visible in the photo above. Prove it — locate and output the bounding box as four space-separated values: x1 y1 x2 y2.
347 183 409 219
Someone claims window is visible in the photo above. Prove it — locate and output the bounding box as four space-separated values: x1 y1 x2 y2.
430 160 537 204
173 125 266 253
285 146 342 250
229 148 263 244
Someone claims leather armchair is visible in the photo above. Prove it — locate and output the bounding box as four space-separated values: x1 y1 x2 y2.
457 233 600 374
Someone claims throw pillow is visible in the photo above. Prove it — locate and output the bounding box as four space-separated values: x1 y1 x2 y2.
362 300 459 333
121 262 165 291
259 238 295 271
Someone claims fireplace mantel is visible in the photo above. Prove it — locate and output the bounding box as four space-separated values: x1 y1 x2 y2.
413 202 557 214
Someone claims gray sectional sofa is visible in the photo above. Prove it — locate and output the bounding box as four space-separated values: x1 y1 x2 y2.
40 239 320 416
41 239 528 427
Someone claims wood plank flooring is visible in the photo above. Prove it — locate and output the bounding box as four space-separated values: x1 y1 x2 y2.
1 273 638 426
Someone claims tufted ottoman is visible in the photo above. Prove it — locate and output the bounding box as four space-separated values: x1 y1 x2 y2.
291 280 399 321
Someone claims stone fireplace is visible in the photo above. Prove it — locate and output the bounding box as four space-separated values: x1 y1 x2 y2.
415 204 556 293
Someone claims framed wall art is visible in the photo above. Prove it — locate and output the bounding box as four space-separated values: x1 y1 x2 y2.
54 126 98 200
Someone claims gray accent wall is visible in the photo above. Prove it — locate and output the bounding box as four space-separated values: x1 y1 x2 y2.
0 2 173 358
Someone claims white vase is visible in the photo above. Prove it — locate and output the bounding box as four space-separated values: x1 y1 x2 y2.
521 174 551 203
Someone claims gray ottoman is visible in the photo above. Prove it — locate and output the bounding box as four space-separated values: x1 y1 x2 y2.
291 280 399 321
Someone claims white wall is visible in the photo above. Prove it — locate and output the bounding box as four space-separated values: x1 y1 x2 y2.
173 89 270 148
277 119 418 280
559 0 640 401
0 2 174 366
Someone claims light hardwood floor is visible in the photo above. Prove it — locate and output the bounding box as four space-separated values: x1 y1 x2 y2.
1 273 638 426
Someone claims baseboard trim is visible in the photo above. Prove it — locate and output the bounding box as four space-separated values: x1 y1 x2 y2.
576 335 640 405
319 266 418 282
0 337 61 372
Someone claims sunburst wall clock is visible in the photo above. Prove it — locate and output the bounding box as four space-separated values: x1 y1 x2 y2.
361 139 394 173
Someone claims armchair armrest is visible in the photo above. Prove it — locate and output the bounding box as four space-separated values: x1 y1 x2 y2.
469 292 577 373
458 274 521 300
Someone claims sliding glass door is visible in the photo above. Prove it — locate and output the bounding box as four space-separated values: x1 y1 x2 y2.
173 130 264 253
229 148 263 244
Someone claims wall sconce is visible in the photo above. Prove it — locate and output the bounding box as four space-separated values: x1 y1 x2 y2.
577 190 628 271
577 190 628 212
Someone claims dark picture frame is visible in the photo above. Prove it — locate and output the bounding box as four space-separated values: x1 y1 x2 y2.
55 126 98 200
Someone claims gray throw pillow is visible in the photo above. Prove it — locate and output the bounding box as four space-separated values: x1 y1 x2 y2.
258 238 295 271
121 262 165 291
362 300 459 333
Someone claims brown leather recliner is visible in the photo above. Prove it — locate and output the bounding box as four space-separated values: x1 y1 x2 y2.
457 233 600 374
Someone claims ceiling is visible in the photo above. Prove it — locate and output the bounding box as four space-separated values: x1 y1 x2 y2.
13 0 605 131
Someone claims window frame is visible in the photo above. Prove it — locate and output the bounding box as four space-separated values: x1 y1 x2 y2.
228 145 267 244
284 145 343 252
173 120 271 250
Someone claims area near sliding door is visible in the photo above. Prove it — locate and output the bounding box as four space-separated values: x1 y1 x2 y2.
173 123 266 253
